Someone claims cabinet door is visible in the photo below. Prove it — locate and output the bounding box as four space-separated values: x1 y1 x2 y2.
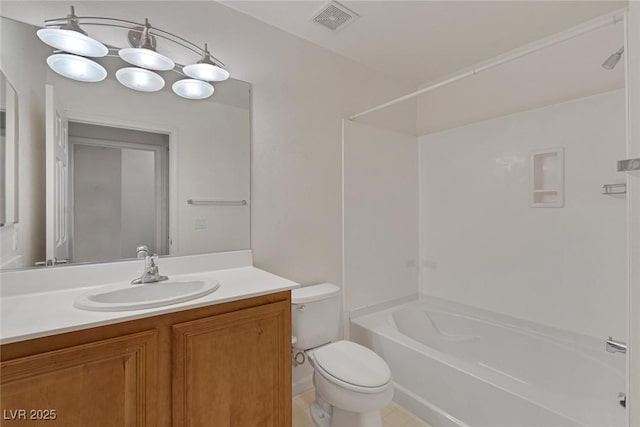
172 300 291 427
1 330 157 426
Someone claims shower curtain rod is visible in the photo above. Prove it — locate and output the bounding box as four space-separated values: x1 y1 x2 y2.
349 9 626 121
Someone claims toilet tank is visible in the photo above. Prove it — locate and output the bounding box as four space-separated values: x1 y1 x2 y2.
292 283 341 350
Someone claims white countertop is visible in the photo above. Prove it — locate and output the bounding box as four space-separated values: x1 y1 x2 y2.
1 266 299 345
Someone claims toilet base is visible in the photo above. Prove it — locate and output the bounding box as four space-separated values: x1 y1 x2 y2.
310 400 383 427
306 342 393 427
310 401 331 427
331 407 383 427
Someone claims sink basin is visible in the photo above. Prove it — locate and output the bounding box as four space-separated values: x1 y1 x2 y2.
74 279 219 312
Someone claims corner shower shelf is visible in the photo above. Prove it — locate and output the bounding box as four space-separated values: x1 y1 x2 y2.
530 148 564 208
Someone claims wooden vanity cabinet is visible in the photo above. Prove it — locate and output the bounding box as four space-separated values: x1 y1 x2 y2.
0 291 292 427
1 330 158 426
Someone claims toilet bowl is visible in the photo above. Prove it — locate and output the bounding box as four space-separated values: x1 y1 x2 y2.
307 341 394 427
291 284 394 427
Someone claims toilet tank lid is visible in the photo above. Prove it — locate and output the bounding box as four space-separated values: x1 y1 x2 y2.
292 283 340 304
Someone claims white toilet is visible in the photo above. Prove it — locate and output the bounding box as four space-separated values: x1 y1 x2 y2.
292 283 394 427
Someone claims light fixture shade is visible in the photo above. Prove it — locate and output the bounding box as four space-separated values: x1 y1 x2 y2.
116 67 165 92
172 79 214 99
182 63 230 82
119 48 175 71
46 54 107 82
37 28 108 57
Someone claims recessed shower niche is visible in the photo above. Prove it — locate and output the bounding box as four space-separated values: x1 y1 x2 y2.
530 147 564 208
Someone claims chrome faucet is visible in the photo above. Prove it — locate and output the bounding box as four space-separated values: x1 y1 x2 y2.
131 245 168 284
606 336 627 354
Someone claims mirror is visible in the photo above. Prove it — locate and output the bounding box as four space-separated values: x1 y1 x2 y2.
0 15 251 270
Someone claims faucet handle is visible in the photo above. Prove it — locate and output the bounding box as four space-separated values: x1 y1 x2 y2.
136 245 150 258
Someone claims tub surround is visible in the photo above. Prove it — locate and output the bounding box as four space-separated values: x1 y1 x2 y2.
343 120 418 312
0 250 299 344
419 90 626 339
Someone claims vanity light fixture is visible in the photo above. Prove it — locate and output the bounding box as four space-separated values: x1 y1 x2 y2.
116 67 165 92
172 79 214 99
119 48 175 71
37 28 109 58
36 7 108 57
117 19 175 71
182 44 230 82
38 6 230 99
47 53 107 82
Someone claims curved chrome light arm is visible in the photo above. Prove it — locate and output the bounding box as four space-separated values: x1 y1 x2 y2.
47 22 206 58
43 14 226 67
45 16 144 28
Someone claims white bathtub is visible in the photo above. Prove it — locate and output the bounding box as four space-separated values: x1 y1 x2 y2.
350 297 625 427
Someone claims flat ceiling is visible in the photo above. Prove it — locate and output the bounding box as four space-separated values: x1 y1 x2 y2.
223 0 627 86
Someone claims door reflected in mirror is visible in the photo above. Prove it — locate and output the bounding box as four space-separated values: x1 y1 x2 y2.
69 122 169 264
0 71 18 229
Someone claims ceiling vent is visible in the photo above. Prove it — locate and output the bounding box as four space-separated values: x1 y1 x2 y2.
311 1 359 32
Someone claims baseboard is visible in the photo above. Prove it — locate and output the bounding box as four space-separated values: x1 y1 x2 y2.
293 374 314 396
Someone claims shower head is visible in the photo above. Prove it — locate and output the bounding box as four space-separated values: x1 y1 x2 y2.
602 46 624 70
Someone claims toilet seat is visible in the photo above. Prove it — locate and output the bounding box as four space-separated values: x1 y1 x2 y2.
311 341 392 394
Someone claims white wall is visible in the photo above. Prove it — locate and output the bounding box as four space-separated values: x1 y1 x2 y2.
419 89 627 339
344 120 418 310
0 18 49 268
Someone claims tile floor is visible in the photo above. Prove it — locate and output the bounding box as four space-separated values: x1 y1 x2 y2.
292 388 433 427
